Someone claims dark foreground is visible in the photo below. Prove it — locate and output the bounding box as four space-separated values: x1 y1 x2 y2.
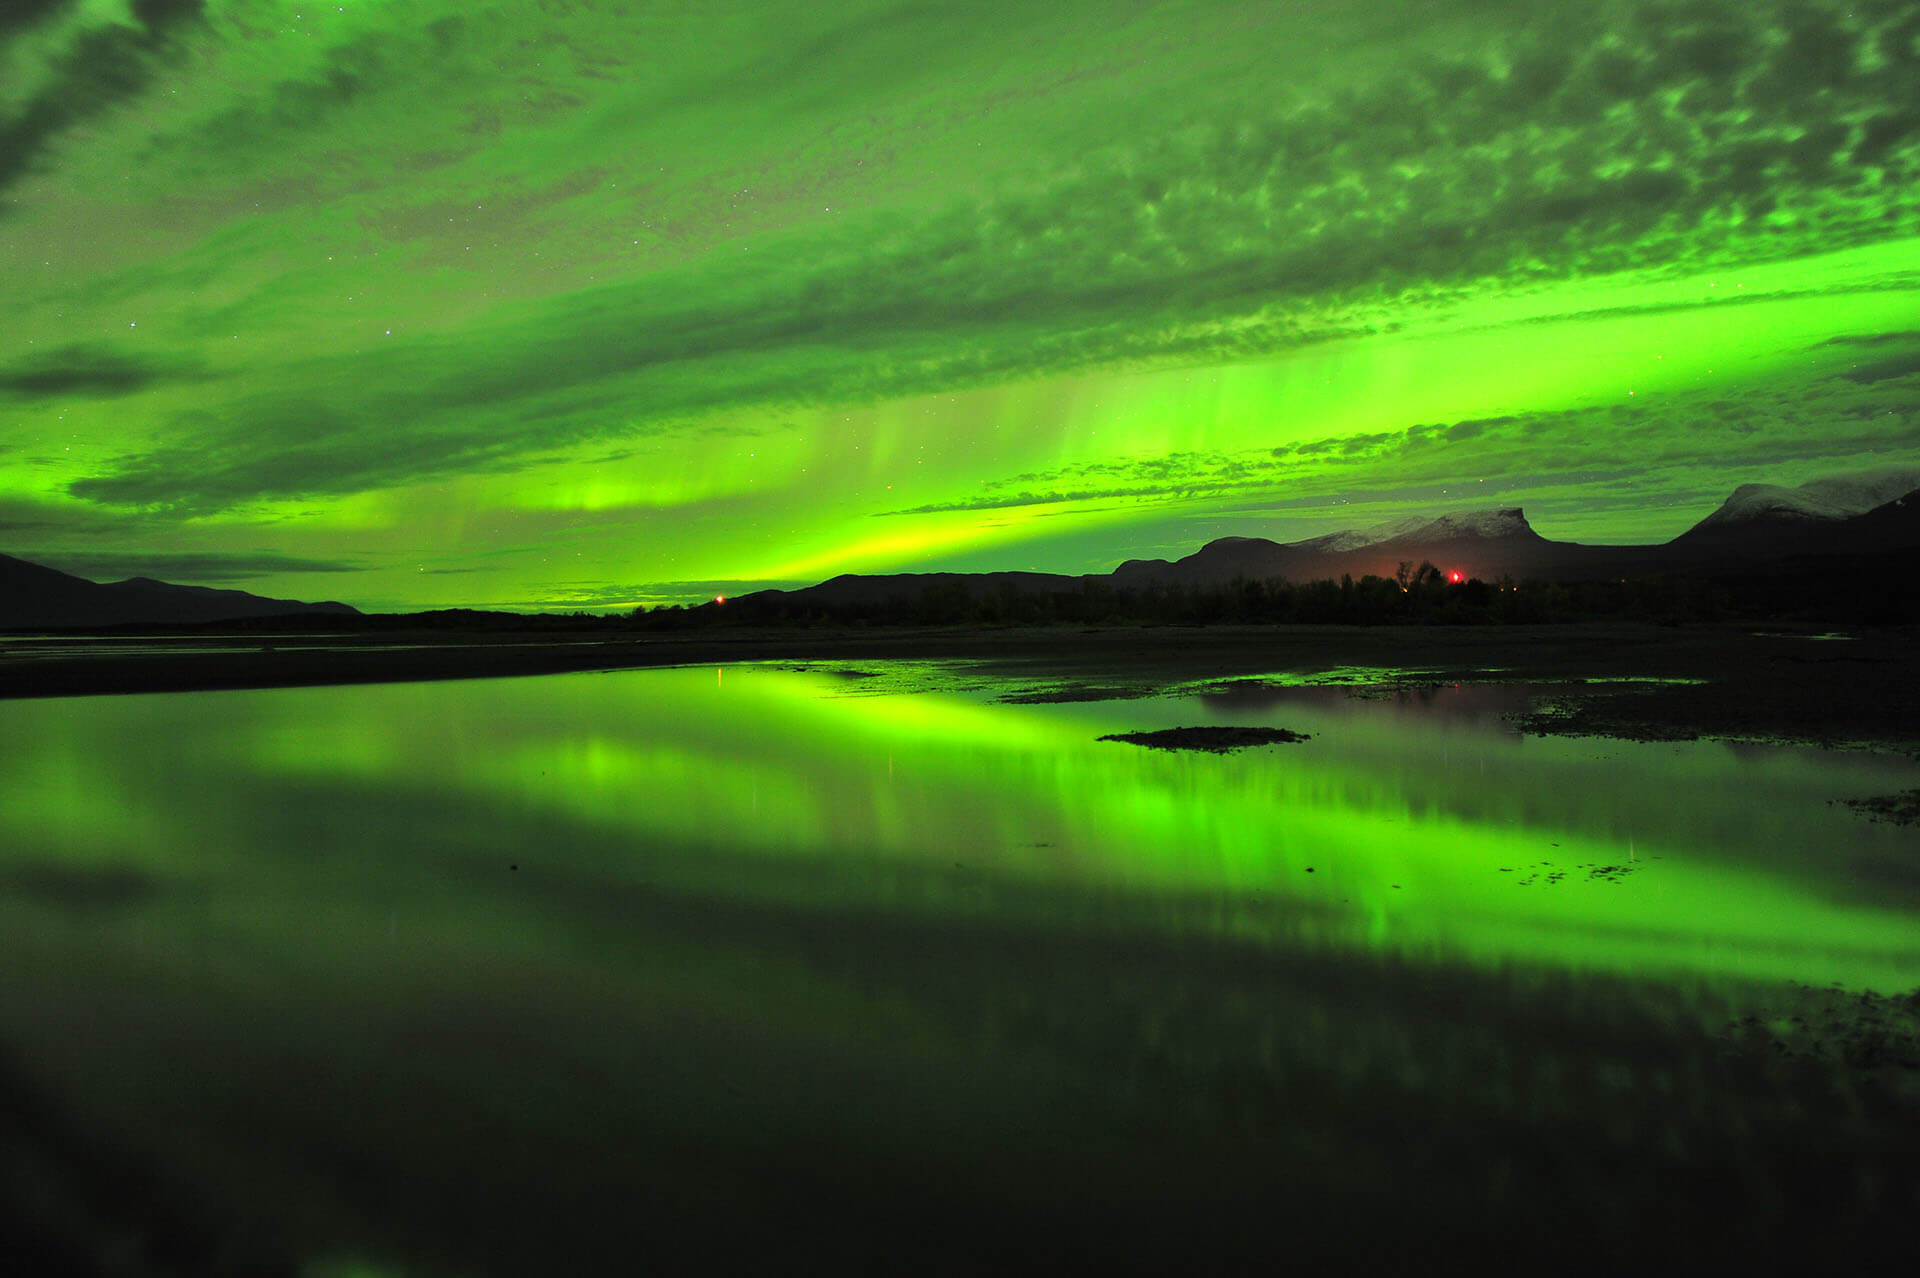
8 882 1918 1274
4 625 1919 1274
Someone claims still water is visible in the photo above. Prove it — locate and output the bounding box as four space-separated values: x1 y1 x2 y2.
2 663 1917 1271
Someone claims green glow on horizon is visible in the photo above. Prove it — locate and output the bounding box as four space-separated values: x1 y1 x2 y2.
3 1 1919 607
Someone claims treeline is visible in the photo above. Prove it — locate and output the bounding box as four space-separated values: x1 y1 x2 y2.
632 554 1918 630
637 570 1703 629
71 553 1910 637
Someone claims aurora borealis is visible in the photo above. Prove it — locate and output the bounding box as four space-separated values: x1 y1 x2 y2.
3 1 1919 610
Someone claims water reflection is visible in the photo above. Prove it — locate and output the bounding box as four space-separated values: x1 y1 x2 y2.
1 664 1917 1272
3 664 1917 985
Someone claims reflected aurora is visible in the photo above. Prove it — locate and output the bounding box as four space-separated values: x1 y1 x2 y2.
4 666 1918 1270
4 666 1915 986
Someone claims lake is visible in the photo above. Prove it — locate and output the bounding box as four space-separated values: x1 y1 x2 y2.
4 663 1917 1272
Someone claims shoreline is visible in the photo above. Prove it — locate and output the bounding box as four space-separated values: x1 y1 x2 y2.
4 621 1918 753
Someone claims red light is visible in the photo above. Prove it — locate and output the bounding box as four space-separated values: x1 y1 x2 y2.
715 594 726 604
1447 571 1463 583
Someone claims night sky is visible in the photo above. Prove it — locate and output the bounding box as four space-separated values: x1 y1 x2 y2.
3 1 1918 610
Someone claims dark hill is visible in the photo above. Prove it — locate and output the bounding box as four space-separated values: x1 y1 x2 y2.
1670 485 1920 567
777 570 1090 606
1 554 360 629
1113 508 1661 588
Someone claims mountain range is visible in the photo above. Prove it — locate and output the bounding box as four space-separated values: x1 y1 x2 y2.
0 554 359 630
5 470 1918 627
755 469 1920 608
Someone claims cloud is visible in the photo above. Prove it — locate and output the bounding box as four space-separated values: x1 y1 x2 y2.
0 492 166 538
0 342 202 397
28 0 1915 511
65 390 565 508
888 348 1920 517
0 0 206 202
0 2 71 38
30 549 363 585
1811 330 1920 383
1840 351 1920 383
1820 330 1920 348
1831 332 1920 383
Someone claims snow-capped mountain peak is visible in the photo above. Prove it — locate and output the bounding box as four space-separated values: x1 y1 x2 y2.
1400 508 1535 541
1296 507 1534 551
1693 468 1920 530
1295 516 1428 552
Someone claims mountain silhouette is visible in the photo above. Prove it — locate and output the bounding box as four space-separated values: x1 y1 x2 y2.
1670 468 1920 563
1 554 360 629
1111 506 1663 587
743 476 1920 610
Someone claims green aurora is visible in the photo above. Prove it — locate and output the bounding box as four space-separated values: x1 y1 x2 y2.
3 0 1919 610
